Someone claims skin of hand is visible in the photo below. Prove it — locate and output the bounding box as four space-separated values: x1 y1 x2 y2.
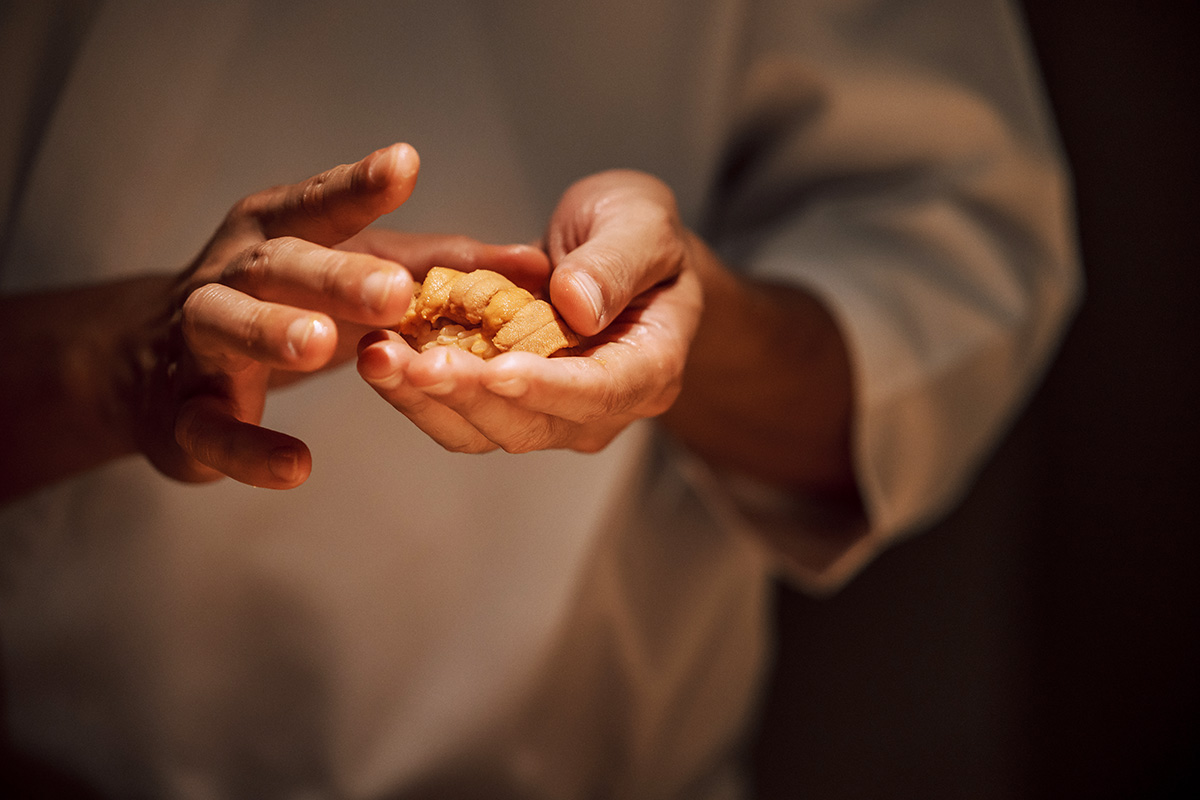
0 143 420 499
140 143 422 489
0 143 552 502
658 259 859 501
358 168 857 501
357 169 702 456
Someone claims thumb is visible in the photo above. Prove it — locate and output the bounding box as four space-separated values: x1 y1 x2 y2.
549 214 687 337
545 170 686 336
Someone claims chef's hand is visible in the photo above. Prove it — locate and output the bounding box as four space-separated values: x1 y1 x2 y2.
130 143 424 488
356 170 704 454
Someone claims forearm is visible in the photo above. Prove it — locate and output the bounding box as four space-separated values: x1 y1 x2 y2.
659 236 858 503
0 275 169 504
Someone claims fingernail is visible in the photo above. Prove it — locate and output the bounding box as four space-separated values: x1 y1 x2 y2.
269 447 301 483
359 339 407 389
394 143 419 181
361 270 396 312
571 272 605 326
286 317 322 359
366 145 396 186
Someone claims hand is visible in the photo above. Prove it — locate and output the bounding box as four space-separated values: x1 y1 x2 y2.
130 144 423 489
356 170 704 454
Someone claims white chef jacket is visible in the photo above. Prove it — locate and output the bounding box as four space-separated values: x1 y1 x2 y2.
0 1 1080 798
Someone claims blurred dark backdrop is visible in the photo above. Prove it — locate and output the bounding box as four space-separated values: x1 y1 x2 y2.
753 2 1199 798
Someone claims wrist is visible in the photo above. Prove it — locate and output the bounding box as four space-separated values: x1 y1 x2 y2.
660 246 858 498
0 275 173 503
100 275 178 462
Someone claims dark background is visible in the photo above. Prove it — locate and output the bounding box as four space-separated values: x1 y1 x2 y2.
754 1 1199 798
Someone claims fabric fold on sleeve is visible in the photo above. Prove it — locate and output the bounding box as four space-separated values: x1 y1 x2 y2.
691 5 1083 593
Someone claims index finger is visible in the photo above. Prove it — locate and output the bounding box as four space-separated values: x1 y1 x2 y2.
241 143 420 247
342 230 553 290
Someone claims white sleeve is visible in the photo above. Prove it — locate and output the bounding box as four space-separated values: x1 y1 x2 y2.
694 0 1082 594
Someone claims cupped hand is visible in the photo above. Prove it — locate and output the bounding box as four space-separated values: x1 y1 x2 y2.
356 170 705 455
132 144 422 489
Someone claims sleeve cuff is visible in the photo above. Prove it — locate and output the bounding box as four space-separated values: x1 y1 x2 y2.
671 446 890 596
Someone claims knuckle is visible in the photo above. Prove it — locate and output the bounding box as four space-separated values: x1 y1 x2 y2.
499 431 543 455
223 237 299 287
588 243 627 277
176 403 232 469
442 436 493 455
178 297 204 348
583 350 682 423
173 403 201 451
225 190 279 233
643 385 681 418
574 403 614 425
661 228 687 273
318 249 351 295
299 171 332 218
240 303 270 343
228 242 272 285
640 199 675 228
571 431 614 454
189 425 228 471
498 415 570 455
643 361 684 416
227 194 263 222
184 281 266 356
180 282 223 325
297 163 361 239
598 373 639 418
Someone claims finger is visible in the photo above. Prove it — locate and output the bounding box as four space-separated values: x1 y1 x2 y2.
182 283 337 372
175 394 312 489
222 237 413 326
481 341 679 423
403 347 576 454
342 230 553 290
548 199 687 336
242 142 420 247
481 351 625 421
356 332 496 454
